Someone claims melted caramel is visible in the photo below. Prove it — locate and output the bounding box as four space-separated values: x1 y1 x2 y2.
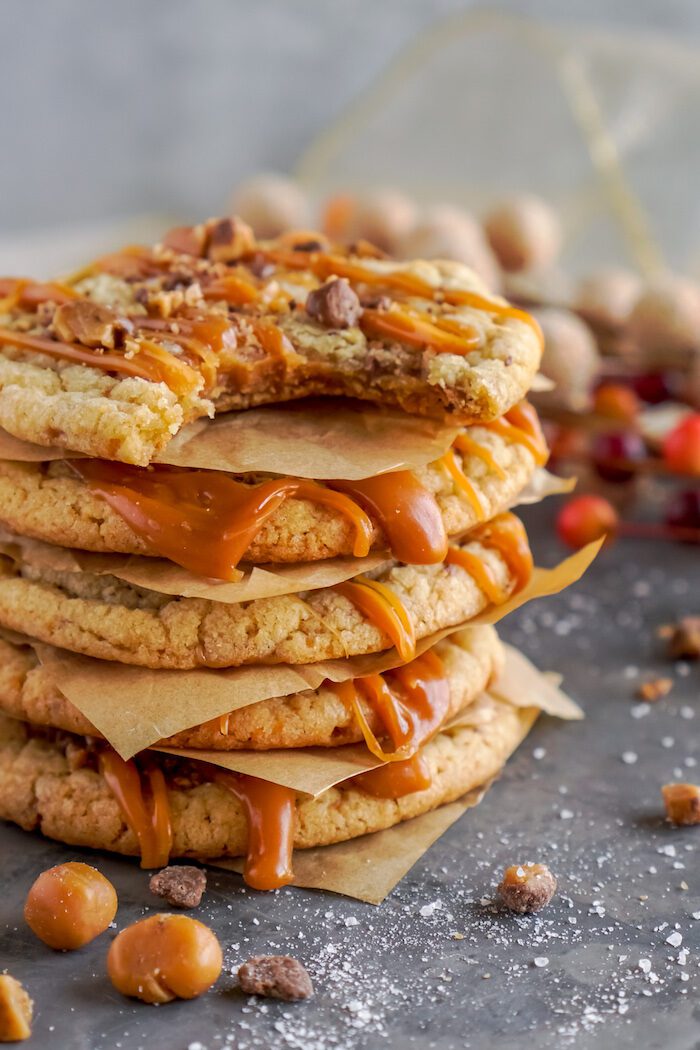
335 577 416 661
483 401 549 466
471 512 533 591
438 449 486 520
352 753 432 798
360 306 480 355
453 432 507 480
71 461 374 579
213 771 296 890
329 649 449 761
99 751 172 869
329 471 448 565
445 546 507 605
0 278 79 309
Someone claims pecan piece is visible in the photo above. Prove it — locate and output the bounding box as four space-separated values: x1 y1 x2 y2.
306 277 362 329
498 862 557 913
0 975 33 1042
149 865 207 908
662 783 700 826
51 300 133 350
238 955 313 1001
668 616 700 660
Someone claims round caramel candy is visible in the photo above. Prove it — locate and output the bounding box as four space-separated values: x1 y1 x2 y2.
231 173 309 239
24 861 118 950
628 275 700 359
483 194 561 272
107 914 222 1004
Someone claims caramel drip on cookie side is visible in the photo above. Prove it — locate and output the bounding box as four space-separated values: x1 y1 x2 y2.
212 771 296 891
0 278 79 309
99 751 172 869
471 512 534 592
453 433 507 480
437 450 486 520
351 753 432 798
328 471 448 565
360 306 480 355
328 649 450 762
334 577 416 661
445 546 508 605
70 462 375 578
482 401 549 467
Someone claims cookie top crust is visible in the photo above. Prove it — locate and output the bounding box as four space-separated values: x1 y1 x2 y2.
0 219 542 464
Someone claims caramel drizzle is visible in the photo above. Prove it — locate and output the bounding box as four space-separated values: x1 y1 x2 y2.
445 546 508 605
99 751 173 869
453 433 507 480
482 401 549 467
328 648 449 762
446 511 533 603
438 449 486 520
351 753 432 798
335 576 416 661
212 770 296 891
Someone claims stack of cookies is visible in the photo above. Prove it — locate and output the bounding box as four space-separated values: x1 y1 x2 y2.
0 218 579 890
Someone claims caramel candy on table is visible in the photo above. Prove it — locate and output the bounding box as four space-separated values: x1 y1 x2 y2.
24 862 118 950
107 914 222 1004
662 783 700 826
0 975 33 1043
498 862 557 913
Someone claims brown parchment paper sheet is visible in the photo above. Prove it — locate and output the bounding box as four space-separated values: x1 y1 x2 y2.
0 399 459 480
151 646 580 795
32 537 600 759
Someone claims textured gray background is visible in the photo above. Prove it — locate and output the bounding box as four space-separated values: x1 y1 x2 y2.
1 0 699 234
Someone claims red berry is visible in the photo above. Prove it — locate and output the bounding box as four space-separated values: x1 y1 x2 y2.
556 495 619 549
665 488 700 531
593 383 639 423
633 371 675 405
591 430 646 483
662 415 700 476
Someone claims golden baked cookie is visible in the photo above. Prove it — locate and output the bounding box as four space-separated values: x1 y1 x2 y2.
0 515 531 668
0 700 537 861
0 626 502 750
0 220 541 464
0 419 539 567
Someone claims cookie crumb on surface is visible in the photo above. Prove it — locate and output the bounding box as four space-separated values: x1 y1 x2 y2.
149 865 207 908
662 783 700 826
666 617 700 660
497 862 557 913
0 974 33 1042
637 677 673 702
238 955 314 1001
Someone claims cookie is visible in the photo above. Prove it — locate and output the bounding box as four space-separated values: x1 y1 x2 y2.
0 419 539 566
0 699 538 861
0 515 530 667
0 626 502 750
0 221 541 464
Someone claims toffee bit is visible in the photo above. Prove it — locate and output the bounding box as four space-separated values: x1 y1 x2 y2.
149 865 207 908
667 616 700 660
662 783 700 826
637 677 674 702
51 300 133 350
206 217 256 263
306 277 362 329
238 955 313 1001
497 862 557 913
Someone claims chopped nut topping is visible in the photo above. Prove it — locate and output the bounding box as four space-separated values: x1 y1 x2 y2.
667 616 700 660
238 955 313 1001
161 224 209 257
206 217 256 263
306 277 362 329
662 783 700 826
0 974 33 1042
51 300 133 350
637 677 674 702
497 862 557 913
149 865 207 908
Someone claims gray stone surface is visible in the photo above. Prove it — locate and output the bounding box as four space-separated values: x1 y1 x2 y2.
0 498 698 1048
1 0 700 233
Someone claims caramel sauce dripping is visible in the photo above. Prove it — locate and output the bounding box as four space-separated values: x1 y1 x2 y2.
213 770 296 890
328 649 449 761
329 471 448 565
445 546 508 605
0 326 201 395
335 577 416 661
99 751 173 869
482 401 549 467
470 512 534 591
351 753 432 798
0 278 79 310
453 432 507 480
438 449 486 520
71 461 374 579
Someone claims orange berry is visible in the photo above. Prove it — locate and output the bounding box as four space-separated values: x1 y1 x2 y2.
662 414 700 476
556 495 619 549
593 383 640 423
24 862 118 950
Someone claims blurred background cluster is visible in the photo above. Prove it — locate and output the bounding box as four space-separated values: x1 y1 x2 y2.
1 0 699 540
